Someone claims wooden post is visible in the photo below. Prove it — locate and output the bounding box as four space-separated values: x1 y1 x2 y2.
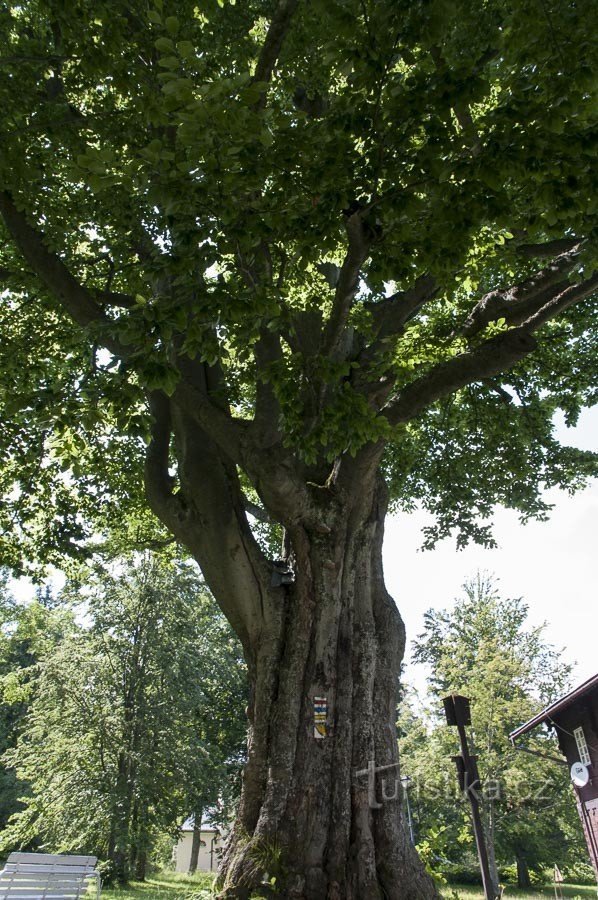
443 695 496 900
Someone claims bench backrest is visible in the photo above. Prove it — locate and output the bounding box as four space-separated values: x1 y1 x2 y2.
0 854 98 900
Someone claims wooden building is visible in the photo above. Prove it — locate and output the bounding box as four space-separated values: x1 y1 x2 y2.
510 673 598 881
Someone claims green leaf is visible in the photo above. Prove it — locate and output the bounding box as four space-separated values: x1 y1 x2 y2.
155 36 175 52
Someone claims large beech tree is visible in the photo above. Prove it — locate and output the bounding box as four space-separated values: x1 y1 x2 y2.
0 0 597 896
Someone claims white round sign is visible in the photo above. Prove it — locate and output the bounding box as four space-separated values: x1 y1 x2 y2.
571 761 589 788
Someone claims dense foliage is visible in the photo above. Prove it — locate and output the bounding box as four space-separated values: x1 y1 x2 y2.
0 557 247 882
399 575 589 887
0 0 596 893
0 0 596 566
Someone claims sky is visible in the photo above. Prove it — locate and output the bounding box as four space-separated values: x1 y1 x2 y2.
385 404 598 697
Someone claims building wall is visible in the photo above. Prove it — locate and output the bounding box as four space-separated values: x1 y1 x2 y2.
173 830 220 873
553 689 598 878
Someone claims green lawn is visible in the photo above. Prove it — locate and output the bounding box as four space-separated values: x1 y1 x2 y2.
100 873 597 900
442 885 597 900
102 872 216 900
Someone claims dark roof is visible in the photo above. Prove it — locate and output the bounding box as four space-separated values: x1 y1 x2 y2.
180 816 219 833
509 672 598 742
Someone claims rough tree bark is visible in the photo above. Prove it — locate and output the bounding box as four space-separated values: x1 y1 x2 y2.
144 396 437 899
216 477 433 899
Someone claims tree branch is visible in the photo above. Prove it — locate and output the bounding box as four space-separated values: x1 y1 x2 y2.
171 357 249 466
253 327 284 445
430 45 480 154
174 348 315 525
523 271 598 330
253 0 300 89
243 497 274 524
516 237 580 258
168 402 274 659
459 245 582 337
385 269 598 426
367 274 438 341
321 211 370 360
144 391 186 529
93 288 136 308
386 328 539 425
349 275 439 408
0 191 129 358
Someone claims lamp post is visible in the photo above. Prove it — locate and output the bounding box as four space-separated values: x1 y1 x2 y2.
443 694 496 900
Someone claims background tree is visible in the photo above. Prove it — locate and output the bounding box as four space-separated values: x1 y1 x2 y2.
0 0 596 894
401 574 586 888
0 576 70 834
1 554 247 883
0 575 24 835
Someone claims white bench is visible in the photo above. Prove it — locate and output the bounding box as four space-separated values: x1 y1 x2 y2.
0 854 101 900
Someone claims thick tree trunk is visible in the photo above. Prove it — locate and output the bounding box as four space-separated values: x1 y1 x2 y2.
516 853 531 890
145 398 435 897
134 848 148 883
215 478 436 899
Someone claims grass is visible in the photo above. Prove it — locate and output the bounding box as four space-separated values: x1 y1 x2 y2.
102 871 216 900
442 885 597 900
100 873 597 900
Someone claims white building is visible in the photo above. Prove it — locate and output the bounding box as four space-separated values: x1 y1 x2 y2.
173 818 221 873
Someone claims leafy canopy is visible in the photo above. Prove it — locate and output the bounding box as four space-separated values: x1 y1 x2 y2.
0 0 597 565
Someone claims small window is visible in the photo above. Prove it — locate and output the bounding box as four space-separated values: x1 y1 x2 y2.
574 726 591 766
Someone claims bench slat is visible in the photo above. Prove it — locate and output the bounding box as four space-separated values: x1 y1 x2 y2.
0 891 83 895
6 858 96 869
0 883 87 889
1 874 92 881
0 890 89 896
0 874 89 890
0 891 86 896
0 894 83 899
3 868 94 876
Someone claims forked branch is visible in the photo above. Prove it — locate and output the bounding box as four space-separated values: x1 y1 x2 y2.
459 244 582 337
144 391 186 530
0 191 129 358
368 274 438 341
386 268 598 426
321 211 371 360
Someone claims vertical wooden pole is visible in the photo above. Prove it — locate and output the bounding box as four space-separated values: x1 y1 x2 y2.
456 721 496 900
443 695 496 900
